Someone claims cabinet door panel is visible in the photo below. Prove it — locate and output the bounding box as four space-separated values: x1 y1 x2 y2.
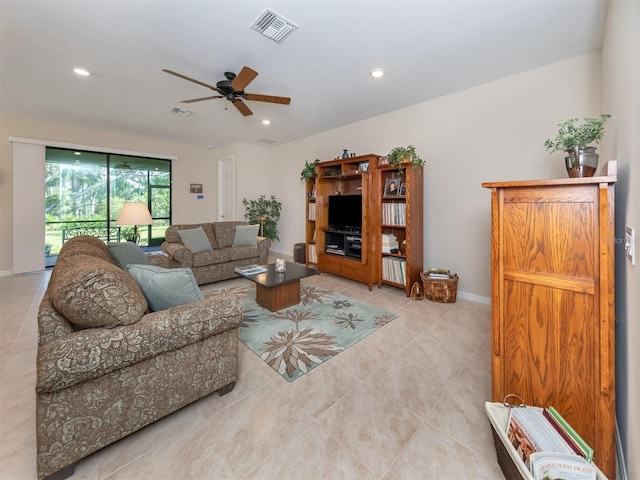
503 281 595 446
503 202 595 278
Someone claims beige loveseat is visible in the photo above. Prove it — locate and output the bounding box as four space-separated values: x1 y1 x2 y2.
161 221 271 285
36 236 241 479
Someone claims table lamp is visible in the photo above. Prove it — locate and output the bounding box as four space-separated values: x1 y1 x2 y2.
116 202 152 244
258 216 267 237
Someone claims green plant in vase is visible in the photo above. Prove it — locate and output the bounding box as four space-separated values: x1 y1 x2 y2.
544 114 611 177
242 194 282 241
300 159 319 181
387 145 424 174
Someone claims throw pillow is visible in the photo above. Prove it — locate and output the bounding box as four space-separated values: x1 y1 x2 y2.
178 227 213 254
51 254 147 329
127 264 204 312
107 242 150 270
232 224 259 247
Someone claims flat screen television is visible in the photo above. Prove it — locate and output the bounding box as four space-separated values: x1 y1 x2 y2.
328 194 362 231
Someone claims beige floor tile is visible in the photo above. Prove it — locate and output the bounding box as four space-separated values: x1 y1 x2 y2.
389 307 437 334
205 385 314 478
93 400 204 478
427 315 488 354
359 319 418 355
102 421 236 480
197 344 278 419
330 334 395 380
365 355 449 420
245 422 376 480
317 383 423 477
399 335 468 381
427 382 498 464
278 361 360 417
384 420 504 479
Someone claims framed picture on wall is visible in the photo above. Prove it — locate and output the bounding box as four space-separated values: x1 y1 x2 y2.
190 183 203 194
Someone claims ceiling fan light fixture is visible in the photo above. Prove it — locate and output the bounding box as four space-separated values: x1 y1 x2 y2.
369 68 385 79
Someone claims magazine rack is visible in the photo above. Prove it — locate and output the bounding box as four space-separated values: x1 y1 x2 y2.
484 402 608 480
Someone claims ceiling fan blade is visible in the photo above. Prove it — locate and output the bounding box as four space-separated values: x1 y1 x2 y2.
232 99 253 116
243 93 291 105
231 66 258 91
180 95 223 103
162 69 220 92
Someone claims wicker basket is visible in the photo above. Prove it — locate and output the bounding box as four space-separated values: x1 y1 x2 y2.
421 272 459 303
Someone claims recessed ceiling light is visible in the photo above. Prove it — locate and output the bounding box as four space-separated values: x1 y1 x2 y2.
73 67 91 76
262 119 271 125
369 68 385 79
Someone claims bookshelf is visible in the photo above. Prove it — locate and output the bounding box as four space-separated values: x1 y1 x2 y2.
304 154 424 296
374 162 423 296
305 154 378 289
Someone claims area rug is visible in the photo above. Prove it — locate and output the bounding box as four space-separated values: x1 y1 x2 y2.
203 283 397 381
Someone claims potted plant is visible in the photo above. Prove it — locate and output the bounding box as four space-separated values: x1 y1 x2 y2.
386 145 424 174
544 114 611 177
242 194 282 241
300 159 319 181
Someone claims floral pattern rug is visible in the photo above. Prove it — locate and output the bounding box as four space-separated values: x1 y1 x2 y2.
204 283 397 381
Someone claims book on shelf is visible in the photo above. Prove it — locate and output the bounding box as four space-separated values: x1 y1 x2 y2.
308 244 317 263
381 233 399 253
529 452 597 480
545 406 594 461
234 264 267 275
507 406 593 467
382 256 406 285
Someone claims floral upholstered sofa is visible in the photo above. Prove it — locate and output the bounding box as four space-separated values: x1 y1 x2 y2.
161 221 271 285
36 236 241 479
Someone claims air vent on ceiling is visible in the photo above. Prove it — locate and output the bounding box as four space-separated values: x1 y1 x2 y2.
257 138 277 144
169 107 193 117
250 8 298 43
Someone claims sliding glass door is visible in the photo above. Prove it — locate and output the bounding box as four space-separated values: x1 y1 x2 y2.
45 148 171 263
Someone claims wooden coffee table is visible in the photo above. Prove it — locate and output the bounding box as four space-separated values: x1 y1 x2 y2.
236 262 318 312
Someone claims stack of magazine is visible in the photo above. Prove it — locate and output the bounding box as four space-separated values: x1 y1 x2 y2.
508 405 597 480
234 264 267 275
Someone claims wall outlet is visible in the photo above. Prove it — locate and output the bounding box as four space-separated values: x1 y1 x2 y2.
625 226 635 266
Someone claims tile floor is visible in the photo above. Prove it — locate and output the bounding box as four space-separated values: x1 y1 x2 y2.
0 267 505 480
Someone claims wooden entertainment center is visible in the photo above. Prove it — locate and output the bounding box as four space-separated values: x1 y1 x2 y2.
305 154 423 295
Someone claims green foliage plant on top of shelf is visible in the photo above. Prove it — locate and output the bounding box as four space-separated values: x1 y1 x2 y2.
544 114 611 153
300 159 320 181
387 145 424 174
242 194 282 241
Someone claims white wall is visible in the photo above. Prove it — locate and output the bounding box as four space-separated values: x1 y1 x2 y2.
602 1 640 477
0 114 223 273
271 52 602 298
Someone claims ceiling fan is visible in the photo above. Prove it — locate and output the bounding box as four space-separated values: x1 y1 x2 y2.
163 66 291 117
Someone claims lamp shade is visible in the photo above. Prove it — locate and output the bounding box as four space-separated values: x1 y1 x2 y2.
116 202 153 226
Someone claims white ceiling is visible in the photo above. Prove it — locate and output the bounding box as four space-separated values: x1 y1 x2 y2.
0 0 606 150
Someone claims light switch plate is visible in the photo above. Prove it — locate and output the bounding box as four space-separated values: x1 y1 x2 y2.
625 225 635 266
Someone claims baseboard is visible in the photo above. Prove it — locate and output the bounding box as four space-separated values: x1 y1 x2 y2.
617 419 628 480
457 290 491 305
0 269 13 277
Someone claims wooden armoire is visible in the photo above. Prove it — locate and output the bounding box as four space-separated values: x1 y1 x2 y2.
482 164 616 479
